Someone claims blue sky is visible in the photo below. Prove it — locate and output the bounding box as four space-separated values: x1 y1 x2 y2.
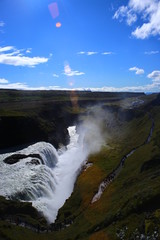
0 0 160 92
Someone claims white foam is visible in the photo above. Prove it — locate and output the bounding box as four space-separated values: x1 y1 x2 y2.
0 115 105 223
0 127 85 223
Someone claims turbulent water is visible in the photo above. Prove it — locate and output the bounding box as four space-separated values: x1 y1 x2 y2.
0 126 88 223
0 106 106 223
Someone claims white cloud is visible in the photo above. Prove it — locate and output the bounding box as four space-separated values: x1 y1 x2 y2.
77 51 98 56
64 64 85 77
89 83 159 92
113 0 160 39
77 51 85 55
78 51 114 56
113 6 128 20
0 78 61 90
145 50 159 55
0 21 5 27
129 66 144 75
0 82 29 90
113 5 137 26
87 51 98 56
147 70 160 82
129 0 156 13
0 78 28 89
0 46 48 67
0 46 15 53
0 83 158 92
102 52 114 55
1 69 160 93
90 70 160 91
1 73 160 92
53 73 59 78
26 48 32 54
0 82 76 91
0 78 9 84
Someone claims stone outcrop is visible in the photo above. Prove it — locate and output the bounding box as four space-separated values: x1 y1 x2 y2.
3 153 44 165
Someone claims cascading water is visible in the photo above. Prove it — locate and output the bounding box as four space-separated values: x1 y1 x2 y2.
0 106 105 223
0 126 87 223
0 142 58 208
32 126 88 222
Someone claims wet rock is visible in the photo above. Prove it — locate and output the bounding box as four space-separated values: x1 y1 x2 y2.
4 154 29 164
26 159 41 166
4 153 44 165
28 154 44 164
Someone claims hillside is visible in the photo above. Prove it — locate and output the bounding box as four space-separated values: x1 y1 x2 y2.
0 90 160 240
0 89 143 151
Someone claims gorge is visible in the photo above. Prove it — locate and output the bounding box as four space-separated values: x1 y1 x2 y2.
0 90 160 240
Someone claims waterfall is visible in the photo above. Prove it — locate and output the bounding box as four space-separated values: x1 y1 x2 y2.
0 126 86 223
0 110 105 224
0 142 58 202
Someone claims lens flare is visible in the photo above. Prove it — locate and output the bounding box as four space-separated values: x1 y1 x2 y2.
64 64 72 75
56 22 62 28
70 90 79 111
48 2 59 19
69 81 74 86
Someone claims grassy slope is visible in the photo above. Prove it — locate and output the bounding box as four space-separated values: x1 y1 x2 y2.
0 91 160 239
53 95 160 239
52 111 153 240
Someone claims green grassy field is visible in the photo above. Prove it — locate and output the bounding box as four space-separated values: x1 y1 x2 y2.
0 91 160 239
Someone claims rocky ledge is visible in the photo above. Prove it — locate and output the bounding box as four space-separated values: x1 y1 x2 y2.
3 153 44 165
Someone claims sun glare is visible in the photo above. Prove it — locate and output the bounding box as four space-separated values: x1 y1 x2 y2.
56 22 62 28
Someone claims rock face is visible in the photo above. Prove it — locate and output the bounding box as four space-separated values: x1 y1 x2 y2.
26 159 41 165
3 153 44 165
0 115 70 151
0 196 47 227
